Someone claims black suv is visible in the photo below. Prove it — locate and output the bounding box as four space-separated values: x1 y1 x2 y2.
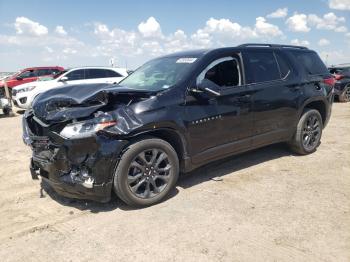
23 44 334 206
329 64 350 102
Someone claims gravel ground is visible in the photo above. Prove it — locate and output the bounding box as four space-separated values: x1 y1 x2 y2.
0 104 349 262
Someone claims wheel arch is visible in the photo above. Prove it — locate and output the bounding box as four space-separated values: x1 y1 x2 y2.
123 128 189 172
301 99 327 126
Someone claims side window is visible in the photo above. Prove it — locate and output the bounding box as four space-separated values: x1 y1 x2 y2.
37 69 52 76
86 69 107 79
18 70 36 78
51 69 61 75
65 69 85 81
106 70 122 77
290 51 328 75
197 56 241 88
275 53 291 79
244 51 280 84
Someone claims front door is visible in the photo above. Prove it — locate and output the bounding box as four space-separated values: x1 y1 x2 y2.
184 55 254 164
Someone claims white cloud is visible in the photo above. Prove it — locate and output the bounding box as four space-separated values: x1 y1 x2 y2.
63 48 77 54
14 17 48 36
286 12 347 33
45 46 53 53
286 13 310 32
329 0 350 10
291 39 310 46
318 38 330 46
190 17 282 48
308 12 346 32
94 23 113 37
335 26 347 32
55 25 67 36
267 8 288 18
254 17 283 37
138 17 162 38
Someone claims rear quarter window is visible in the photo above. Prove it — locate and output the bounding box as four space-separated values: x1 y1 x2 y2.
106 70 122 77
289 51 328 75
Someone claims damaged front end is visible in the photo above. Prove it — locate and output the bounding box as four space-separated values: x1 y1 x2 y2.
23 84 152 202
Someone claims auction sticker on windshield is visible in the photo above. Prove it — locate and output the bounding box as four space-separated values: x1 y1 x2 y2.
176 58 197 63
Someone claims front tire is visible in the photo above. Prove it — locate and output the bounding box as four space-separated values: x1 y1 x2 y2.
289 109 323 155
113 138 179 207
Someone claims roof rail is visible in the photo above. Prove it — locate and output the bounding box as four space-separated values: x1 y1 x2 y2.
237 43 308 50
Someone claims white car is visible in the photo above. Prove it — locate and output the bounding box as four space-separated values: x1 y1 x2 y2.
12 67 128 109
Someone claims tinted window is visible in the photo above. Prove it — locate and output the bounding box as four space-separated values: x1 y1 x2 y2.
18 70 36 78
37 69 52 76
65 69 85 81
290 51 328 75
197 57 241 87
244 51 280 83
106 70 122 77
51 69 62 75
85 69 107 79
275 53 291 79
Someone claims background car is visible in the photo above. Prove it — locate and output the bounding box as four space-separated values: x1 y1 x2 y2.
12 67 129 109
329 64 350 102
0 66 64 91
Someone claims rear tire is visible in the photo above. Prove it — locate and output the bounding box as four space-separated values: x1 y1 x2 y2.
339 85 350 102
288 109 323 155
113 138 179 207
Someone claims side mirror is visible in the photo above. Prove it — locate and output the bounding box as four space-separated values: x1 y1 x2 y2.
196 79 221 96
16 76 23 81
59 76 68 82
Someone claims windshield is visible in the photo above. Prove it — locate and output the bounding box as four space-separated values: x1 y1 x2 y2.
120 56 198 91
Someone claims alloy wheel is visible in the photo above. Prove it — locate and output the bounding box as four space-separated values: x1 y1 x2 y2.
345 87 350 101
302 114 321 151
127 149 172 199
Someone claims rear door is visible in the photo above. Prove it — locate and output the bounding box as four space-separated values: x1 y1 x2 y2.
242 49 300 147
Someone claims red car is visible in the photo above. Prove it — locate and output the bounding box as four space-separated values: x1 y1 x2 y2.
0 66 64 90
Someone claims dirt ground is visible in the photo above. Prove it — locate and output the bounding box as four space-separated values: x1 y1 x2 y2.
0 103 349 262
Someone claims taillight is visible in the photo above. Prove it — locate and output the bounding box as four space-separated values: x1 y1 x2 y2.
323 77 336 87
335 74 344 81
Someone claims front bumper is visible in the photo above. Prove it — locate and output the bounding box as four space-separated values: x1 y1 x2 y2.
12 92 31 109
23 113 128 202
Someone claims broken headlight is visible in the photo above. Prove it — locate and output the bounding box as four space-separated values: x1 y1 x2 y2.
60 113 116 139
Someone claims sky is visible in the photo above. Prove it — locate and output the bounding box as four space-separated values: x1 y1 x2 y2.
0 0 349 71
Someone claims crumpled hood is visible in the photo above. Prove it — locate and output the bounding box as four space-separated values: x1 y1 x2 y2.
32 83 152 124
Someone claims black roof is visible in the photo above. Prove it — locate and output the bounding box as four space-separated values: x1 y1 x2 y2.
159 43 310 60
